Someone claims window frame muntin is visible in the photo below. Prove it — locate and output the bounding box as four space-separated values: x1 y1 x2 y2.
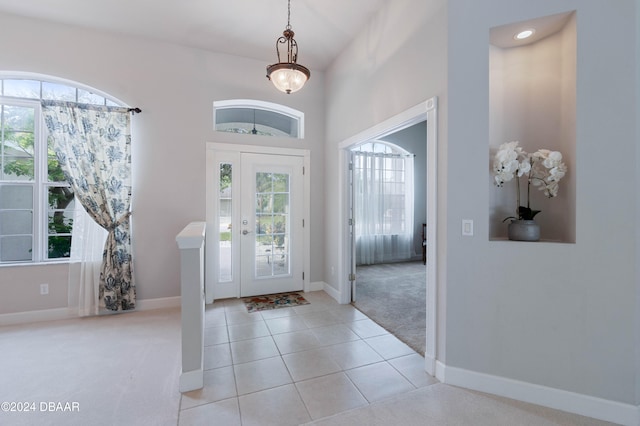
0 72 126 266
213 99 305 139
351 140 411 156
0 71 126 106
351 140 413 237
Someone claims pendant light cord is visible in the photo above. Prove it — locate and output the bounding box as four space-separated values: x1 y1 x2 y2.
252 109 257 134
286 0 291 30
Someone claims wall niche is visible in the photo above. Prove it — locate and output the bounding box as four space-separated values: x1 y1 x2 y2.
489 11 576 243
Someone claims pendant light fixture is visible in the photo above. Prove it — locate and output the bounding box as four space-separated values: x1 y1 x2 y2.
266 0 310 94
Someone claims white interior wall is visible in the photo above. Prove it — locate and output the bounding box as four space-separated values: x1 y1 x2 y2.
489 16 576 242
0 264 68 313
635 0 640 405
448 0 636 406
0 12 326 315
559 13 577 243
327 0 637 415
324 0 448 358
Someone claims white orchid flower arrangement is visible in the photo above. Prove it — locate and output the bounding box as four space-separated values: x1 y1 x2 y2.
493 141 567 221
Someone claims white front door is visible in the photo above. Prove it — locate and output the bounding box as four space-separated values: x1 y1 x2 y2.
206 146 306 300
239 153 304 296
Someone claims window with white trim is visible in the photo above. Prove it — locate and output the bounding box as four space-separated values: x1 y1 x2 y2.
351 141 415 264
0 74 124 264
352 141 413 235
213 99 304 138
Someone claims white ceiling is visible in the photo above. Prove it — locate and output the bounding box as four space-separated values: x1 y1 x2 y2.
489 11 574 48
0 0 387 70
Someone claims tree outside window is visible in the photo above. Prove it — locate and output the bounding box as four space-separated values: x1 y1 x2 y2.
0 75 122 263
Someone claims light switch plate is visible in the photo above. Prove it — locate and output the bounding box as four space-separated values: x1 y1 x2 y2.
462 219 474 236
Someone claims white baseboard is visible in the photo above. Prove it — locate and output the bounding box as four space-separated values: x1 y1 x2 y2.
435 360 446 383
423 355 442 377
444 364 639 426
305 281 325 292
179 368 204 392
0 296 181 326
424 355 436 376
136 296 181 311
0 307 75 326
321 282 341 303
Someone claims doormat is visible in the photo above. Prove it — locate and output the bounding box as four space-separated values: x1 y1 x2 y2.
243 292 309 313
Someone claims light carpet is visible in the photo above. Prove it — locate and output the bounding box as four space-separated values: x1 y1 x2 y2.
0 308 182 426
353 261 426 355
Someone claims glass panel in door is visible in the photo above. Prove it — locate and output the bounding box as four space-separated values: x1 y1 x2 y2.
240 153 303 297
219 163 233 282
255 172 290 278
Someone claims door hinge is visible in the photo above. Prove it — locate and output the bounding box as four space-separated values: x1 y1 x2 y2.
348 273 356 282
303 166 305 175
302 272 305 281
302 219 305 227
348 162 353 171
349 218 353 226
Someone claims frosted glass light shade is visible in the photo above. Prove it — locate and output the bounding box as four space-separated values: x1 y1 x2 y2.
267 63 310 94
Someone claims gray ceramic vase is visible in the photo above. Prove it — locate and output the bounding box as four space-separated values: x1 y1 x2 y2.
507 220 540 241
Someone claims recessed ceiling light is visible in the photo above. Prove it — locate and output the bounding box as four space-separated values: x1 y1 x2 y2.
515 29 535 40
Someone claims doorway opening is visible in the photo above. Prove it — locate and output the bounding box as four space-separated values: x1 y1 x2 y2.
338 98 438 374
349 127 427 355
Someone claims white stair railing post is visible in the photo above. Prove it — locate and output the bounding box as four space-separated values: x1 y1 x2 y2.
175 221 207 392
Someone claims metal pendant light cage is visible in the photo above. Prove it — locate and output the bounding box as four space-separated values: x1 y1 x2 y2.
266 0 310 94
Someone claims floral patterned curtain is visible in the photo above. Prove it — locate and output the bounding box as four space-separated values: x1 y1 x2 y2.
41 100 135 312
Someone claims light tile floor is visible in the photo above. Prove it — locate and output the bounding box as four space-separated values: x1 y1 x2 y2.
178 291 438 425
2 295 613 425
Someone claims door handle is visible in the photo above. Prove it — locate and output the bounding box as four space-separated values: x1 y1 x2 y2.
242 229 251 235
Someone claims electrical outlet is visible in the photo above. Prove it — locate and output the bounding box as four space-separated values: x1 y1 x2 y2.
40 283 49 295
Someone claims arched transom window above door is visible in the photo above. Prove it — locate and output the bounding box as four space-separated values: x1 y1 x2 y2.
213 99 304 139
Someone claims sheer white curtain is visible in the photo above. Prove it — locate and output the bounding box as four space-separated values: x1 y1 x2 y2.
67 201 108 317
354 151 414 265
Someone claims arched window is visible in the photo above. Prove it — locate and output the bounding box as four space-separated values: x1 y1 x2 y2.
351 140 415 265
0 72 125 263
351 140 410 156
213 99 304 138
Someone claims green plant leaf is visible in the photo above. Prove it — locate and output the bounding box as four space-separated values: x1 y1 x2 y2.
518 206 541 220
